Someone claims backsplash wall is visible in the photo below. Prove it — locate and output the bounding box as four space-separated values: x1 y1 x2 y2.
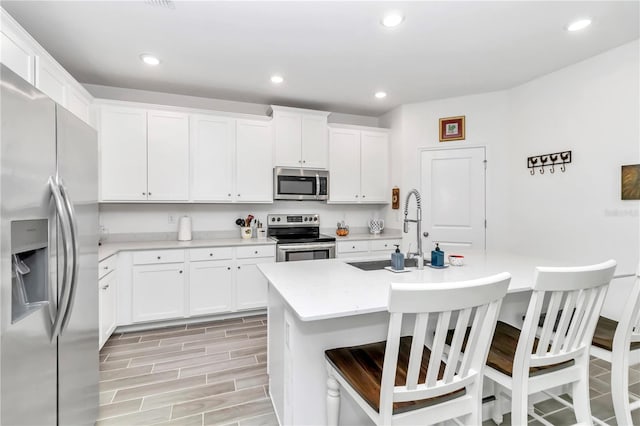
99 202 389 237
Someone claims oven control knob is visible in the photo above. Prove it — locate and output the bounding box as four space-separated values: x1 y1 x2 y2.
314 217 318 221
277 217 281 222
304 217 308 222
271 217 276 222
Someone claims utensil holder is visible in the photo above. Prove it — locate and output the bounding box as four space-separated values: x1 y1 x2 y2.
240 227 252 239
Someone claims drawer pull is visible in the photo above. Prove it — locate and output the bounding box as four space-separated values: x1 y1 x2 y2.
237 266 241 270
352 246 356 249
179 270 183 274
227 267 231 270
157 256 161 260
101 284 109 290
209 253 213 257
254 250 258 254
103 266 109 270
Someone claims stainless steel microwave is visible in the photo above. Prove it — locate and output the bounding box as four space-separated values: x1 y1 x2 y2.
273 167 329 201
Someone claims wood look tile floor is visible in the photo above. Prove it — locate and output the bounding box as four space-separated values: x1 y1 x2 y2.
98 315 276 426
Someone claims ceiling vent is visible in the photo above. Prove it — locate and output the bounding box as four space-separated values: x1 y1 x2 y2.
145 0 175 9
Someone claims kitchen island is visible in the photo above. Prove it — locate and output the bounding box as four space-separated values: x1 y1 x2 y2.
257 252 630 425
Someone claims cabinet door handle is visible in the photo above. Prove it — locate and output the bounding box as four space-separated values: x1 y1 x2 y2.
179 270 183 274
101 284 109 290
302 160 306 164
254 250 258 254
209 253 213 257
227 267 231 270
355 195 359 198
103 266 109 270
237 194 240 197
157 256 161 260
362 194 366 198
237 266 241 270
142 192 146 196
148 192 152 196
352 246 356 249
228 193 231 197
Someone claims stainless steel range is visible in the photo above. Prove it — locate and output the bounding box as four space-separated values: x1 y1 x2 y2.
267 214 336 262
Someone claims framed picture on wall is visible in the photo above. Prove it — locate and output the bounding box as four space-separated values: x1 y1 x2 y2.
622 164 640 200
439 116 466 142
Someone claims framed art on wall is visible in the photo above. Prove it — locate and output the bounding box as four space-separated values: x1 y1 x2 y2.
439 116 466 142
621 164 640 200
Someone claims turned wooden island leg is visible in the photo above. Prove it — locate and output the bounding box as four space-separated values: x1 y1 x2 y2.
327 376 341 426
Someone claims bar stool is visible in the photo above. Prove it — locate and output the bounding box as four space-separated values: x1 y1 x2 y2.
591 264 640 425
324 272 511 425
485 260 616 426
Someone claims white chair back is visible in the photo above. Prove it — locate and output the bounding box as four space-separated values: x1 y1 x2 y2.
378 272 511 422
518 260 617 370
617 263 640 348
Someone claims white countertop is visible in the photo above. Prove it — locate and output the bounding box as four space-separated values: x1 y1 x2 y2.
258 251 631 322
99 237 276 261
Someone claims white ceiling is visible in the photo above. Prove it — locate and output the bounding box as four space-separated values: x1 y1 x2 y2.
3 1 639 116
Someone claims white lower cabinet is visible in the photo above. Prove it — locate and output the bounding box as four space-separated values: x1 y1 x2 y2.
336 239 402 258
117 245 275 326
189 260 233 315
132 262 186 323
236 260 270 311
98 269 117 349
98 255 118 349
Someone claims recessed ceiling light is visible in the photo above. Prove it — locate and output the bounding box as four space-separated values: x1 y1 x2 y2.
375 91 387 99
382 12 404 28
140 54 160 66
567 18 592 32
271 75 284 84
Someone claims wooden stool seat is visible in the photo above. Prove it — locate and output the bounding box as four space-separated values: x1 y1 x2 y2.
325 336 465 415
592 316 640 352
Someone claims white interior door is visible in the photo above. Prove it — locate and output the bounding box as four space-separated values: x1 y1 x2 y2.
420 147 486 251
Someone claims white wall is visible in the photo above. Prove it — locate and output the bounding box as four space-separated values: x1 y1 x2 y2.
84 83 380 127
99 202 386 236
506 40 639 318
382 39 639 319
379 90 512 251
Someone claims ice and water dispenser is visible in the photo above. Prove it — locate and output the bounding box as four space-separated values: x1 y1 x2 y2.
11 219 50 323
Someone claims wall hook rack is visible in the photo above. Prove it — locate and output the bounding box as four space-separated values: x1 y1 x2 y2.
527 150 571 175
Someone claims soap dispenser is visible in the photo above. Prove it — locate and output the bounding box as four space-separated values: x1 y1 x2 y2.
431 243 445 267
391 244 405 270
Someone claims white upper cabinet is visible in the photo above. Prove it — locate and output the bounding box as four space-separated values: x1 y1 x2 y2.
99 106 148 201
272 106 329 169
35 55 66 106
360 131 390 203
190 115 235 202
147 111 190 201
329 125 390 204
328 128 361 202
236 119 273 202
0 8 93 125
0 12 35 84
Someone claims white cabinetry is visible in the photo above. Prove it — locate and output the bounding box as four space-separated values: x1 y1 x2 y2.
336 238 401 258
189 247 234 316
235 245 275 310
99 106 148 201
190 115 235 201
272 106 329 169
117 245 275 326
0 11 35 84
131 250 186 323
147 111 190 201
1 9 93 124
99 107 190 202
329 125 389 204
98 256 118 349
235 119 273 202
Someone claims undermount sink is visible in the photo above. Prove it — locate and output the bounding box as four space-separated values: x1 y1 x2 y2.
347 258 428 271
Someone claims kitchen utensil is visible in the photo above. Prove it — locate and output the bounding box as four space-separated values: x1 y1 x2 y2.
235 218 245 227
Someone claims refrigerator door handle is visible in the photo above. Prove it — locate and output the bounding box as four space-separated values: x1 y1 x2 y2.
58 178 80 333
48 176 72 341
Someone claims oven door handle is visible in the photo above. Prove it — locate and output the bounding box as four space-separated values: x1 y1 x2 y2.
278 243 336 251
316 174 320 199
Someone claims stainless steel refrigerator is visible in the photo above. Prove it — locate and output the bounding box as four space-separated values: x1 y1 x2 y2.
0 64 99 425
